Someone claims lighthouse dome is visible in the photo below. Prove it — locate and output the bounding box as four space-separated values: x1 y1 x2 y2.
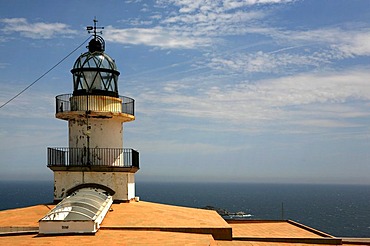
71 41 120 97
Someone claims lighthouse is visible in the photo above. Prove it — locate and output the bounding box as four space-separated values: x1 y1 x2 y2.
47 20 139 203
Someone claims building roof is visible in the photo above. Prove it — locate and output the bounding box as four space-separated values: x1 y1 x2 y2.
0 201 368 245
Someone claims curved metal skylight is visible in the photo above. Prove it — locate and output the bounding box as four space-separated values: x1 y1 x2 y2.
39 187 113 235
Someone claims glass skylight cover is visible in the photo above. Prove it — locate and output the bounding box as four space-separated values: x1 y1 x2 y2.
39 187 113 234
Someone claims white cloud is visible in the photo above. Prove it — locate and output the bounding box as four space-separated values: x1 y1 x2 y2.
0 62 9 69
105 26 211 49
0 83 55 119
160 0 268 38
126 18 153 26
196 27 370 74
0 18 76 39
207 50 329 74
136 68 370 132
134 139 244 154
163 10 266 36
150 14 162 20
109 0 271 49
118 0 288 49
108 0 370 59
160 0 295 13
295 119 362 128
157 1 370 58
276 28 370 57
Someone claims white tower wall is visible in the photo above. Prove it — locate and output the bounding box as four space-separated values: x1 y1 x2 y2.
69 118 123 149
54 171 136 202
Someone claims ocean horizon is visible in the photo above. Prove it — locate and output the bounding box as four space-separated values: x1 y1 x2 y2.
0 180 369 238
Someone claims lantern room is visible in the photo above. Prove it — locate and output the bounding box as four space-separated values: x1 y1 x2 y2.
71 35 120 98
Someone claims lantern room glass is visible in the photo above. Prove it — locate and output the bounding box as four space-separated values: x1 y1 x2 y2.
71 52 120 97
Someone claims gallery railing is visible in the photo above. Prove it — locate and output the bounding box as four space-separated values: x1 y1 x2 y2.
55 94 135 116
47 147 139 168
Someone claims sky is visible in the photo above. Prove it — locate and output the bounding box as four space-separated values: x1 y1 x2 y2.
0 0 370 184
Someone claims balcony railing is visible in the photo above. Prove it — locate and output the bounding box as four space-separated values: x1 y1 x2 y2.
56 94 135 116
47 147 139 168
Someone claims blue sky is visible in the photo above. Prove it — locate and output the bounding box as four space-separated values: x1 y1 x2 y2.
0 0 370 184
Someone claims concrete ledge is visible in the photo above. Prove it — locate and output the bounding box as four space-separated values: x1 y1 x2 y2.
287 220 337 238
56 111 135 122
226 219 342 244
341 238 370 245
0 227 38 236
232 237 342 245
101 226 232 240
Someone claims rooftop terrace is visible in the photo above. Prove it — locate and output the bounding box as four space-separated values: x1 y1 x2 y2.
0 201 368 245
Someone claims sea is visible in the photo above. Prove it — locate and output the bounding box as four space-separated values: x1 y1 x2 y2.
0 181 369 238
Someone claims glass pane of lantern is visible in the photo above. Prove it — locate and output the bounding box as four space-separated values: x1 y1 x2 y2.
83 71 102 90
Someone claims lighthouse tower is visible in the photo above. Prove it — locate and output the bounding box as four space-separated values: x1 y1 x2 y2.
47 20 139 203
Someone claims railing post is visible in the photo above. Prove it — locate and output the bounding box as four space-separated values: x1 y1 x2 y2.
132 149 139 168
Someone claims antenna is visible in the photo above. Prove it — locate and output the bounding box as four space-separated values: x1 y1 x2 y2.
86 17 104 39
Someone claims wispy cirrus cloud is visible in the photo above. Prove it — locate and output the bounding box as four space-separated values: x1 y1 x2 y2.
159 0 295 13
110 0 291 49
196 26 370 75
136 67 370 132
206 50 329 74
0 18 76 39
0 62 9 69
273 28 370 57
118 0 370 77
105 26 211 49
0 82 55 119
109 1 370 136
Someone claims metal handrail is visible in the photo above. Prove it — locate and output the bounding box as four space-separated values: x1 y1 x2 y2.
47 147 139 168
55 93 135 116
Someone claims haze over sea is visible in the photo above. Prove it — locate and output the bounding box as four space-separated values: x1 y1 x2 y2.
0 181 368 238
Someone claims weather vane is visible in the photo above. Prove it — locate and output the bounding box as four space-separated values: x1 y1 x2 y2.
86 18 105 52
86 17 104 39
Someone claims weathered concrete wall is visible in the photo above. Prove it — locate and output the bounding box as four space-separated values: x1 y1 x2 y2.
68 118 123 148
54 171 135 201
127 174 135 200
53 95 136 203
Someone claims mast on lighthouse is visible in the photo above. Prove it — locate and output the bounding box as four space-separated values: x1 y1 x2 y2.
47 19 139 204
